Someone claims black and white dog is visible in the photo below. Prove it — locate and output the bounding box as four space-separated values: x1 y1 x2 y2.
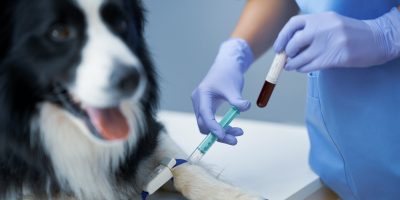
0 0 263 199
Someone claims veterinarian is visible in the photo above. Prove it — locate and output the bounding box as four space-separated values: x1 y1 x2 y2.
191 0 400 199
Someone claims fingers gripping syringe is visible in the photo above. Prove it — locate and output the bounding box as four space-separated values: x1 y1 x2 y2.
141 107 240 199
188 106 240 162
257 52 287 108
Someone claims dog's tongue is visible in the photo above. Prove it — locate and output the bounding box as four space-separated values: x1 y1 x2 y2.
86 107 129 141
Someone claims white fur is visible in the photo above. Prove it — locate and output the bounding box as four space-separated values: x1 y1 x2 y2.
135 133 264 200
37 103 263 200
72 0 147 108
172 164 263 200
133 132 187 190
37 102 145 199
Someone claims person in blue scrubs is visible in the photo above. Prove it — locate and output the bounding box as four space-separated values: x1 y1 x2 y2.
191 0 400 199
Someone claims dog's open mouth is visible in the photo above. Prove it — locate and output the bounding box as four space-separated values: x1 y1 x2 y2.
51 84 129 141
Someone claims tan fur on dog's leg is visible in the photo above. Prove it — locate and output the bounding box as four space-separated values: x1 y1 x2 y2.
172 164 264 200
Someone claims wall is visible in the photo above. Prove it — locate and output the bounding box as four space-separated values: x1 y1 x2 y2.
144 0 307 124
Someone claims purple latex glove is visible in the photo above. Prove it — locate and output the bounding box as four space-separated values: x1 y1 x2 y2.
274 8 400 73
191 38 253 145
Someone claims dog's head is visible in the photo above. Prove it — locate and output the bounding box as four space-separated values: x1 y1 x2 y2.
0 0 158 142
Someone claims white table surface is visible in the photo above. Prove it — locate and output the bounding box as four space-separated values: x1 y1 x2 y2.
152 110 321 200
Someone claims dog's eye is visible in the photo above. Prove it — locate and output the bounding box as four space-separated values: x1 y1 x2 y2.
48 24 76 42
113 19 128 34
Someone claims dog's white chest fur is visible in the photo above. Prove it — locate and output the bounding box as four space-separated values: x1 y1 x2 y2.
36 103 142 199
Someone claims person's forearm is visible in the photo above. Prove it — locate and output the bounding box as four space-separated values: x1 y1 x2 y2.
231 0 299 59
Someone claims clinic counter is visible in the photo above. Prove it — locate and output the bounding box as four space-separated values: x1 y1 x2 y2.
153 110 336 200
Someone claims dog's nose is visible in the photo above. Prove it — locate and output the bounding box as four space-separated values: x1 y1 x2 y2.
111 66 140 96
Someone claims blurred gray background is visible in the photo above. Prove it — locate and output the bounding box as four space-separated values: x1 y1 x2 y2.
144 0 307 125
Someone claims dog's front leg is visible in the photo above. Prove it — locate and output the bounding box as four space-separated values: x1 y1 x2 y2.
172 164 266 200
140 132 265 200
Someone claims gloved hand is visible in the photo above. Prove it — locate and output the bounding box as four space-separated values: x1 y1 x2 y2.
274 8 400 73
191 38 253 145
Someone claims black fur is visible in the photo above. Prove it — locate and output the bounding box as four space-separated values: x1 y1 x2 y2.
0 0 161 198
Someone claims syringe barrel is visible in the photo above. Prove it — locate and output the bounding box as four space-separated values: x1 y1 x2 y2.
188 149 205 163
189 107 240 163
197 134 218 154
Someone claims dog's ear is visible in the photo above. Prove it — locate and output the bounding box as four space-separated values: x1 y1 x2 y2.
126 0 146 35
0 1 17 63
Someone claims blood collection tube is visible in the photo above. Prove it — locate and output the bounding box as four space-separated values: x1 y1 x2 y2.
256 52 287 108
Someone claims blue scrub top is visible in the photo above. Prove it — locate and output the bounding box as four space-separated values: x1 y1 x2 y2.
297 0 400 19
294 1 400 199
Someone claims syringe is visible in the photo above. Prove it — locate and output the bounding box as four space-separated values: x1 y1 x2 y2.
188 106 240 162
142 106 240 199
256 52 287 108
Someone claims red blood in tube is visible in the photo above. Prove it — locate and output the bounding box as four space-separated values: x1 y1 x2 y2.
256 81 276 108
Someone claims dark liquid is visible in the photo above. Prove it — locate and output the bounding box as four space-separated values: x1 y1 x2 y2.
256 81 276 108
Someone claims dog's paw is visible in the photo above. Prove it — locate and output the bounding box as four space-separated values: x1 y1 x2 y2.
172 164 265 200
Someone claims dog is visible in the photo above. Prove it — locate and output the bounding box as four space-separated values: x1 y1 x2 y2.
0 0 264 199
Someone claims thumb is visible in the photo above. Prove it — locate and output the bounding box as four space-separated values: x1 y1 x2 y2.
228 97 251 112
